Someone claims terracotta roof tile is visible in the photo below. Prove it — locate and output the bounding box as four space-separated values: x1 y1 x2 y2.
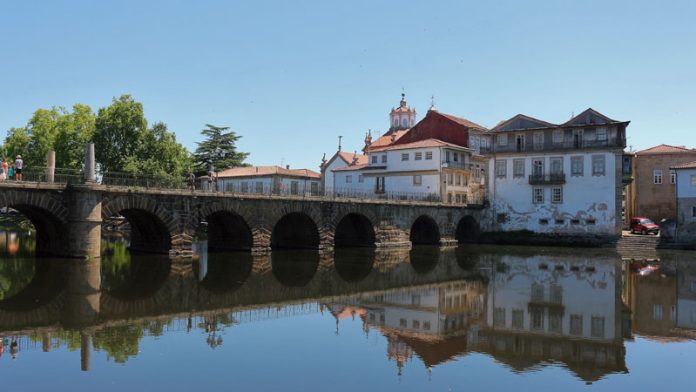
332 163 371 172
216 166 320 179
636 144 696 155
336 151 368 165
671 160 696 170
369 129 409 151
435 111 488 131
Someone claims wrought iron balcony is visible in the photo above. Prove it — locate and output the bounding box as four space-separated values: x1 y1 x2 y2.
528 173 566 185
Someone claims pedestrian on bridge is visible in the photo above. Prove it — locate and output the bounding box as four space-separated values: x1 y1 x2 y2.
0 158 7 180
14 155 23 181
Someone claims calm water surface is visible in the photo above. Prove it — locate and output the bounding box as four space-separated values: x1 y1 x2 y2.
1 229 696 391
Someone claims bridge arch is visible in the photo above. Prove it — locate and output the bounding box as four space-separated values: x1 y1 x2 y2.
334 213 376 248
102 195 176 254
409 215 440 245
271 212 320 250
0 190 68 255
456 215 480 244
271 250 319 287
186 201 257 252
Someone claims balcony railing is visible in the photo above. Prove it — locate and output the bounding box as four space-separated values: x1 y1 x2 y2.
491 139 619 153
528 173 566 185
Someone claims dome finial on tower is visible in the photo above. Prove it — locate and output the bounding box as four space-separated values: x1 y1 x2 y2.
429 95 437 112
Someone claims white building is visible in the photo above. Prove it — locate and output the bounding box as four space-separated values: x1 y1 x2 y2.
205 165 321 195
672 160 696 245
487 109 630 239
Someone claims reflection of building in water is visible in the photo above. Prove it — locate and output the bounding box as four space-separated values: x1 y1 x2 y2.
326 280 486 372
626 257 696 340
327 255 628 382
471 255 626 382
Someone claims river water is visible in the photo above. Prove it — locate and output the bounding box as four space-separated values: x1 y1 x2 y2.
1 229 696 391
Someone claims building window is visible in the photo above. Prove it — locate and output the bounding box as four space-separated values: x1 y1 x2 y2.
691 174 696 186
495 160 507 178
399 318 407 327
555 219 565 224
381 155 387 163
552 129 563 144
310 182 319 195
255 182 264 193
596 127 607 142
670 170 676 184
531 309 544 331
533 132 544 150
653 304 663 320
358 175 364 183
241 182 249 193
448 173 454 185
515 134 525 152
453 152 459 162
586 219 596 225
550 157 563 175
401 153 409 161
592 155 605 176
371 155 377 164
591 316 605 338
571 156 584 176
413 175 422 185
375 177 385 193
415 152 422 160
346 175 352 183
654 169 663 184
497 134 508 146
423 321 431 330
455 174 461 186
552 187 563 203
494 307 506 327
539 219 549 225
497 213 508 223
512 309 524 329
532 158 544 177
550 285 563 304
570 315 583 335
412 320 420 329
425 151 433 160
571 219 580 225
513 159 525 178
533 188 544 204
290 181 299 195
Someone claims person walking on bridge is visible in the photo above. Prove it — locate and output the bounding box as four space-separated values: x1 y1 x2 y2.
14 155 23 181
0 158 7 181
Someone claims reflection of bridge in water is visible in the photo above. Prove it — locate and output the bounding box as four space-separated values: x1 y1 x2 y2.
2 245 695 381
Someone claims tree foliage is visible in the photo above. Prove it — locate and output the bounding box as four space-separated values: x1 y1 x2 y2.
1 105 95 170
93 95 148 173
193 124 249 173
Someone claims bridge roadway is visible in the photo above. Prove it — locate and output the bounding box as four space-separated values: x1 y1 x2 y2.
0 181 487 258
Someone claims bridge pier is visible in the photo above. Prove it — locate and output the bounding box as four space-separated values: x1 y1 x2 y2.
65 186 102 258
62 259 101 327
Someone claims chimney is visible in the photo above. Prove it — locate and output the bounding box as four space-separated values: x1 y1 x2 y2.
286 165 290 170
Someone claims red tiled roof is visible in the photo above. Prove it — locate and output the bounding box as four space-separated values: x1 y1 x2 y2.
336 151 368 165
215 166 320 179
436 111 488 131
636 144 696 155
381 138 469 151
369 129 409 151
671 160 696 170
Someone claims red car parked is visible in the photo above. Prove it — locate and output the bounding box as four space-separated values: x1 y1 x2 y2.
630 217 660 235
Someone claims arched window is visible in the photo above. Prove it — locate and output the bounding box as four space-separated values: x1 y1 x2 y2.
401 118 407 127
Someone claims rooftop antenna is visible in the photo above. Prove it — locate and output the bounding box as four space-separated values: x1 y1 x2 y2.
338 135 343 151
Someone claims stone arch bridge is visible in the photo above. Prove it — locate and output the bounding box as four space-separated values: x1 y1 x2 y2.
0 182 488 258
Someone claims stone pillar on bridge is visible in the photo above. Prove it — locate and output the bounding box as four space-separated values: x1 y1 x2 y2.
84 143 96 183
65 186 102 258
46 150 55 183
62 258 101 326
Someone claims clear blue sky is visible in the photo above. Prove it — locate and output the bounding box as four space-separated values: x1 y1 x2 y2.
1 0 694 170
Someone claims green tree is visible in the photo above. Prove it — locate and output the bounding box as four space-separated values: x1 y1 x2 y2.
122 122 192 182
54 104 96 169
2 127 31 164
93 95 148 173
193 124 249 172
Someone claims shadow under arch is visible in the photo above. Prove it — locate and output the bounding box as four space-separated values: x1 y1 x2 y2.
205 211 253 252
409 246 441 274
0 258 67 312
102 250 171 301
334 213 376 248
196 251 253 294
334 248 376 282
117 208 172 254
455 246 482 271
1 205 65 256
271 212 320 250
410 215 440 245
456 215 481 244
271 250 320 287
